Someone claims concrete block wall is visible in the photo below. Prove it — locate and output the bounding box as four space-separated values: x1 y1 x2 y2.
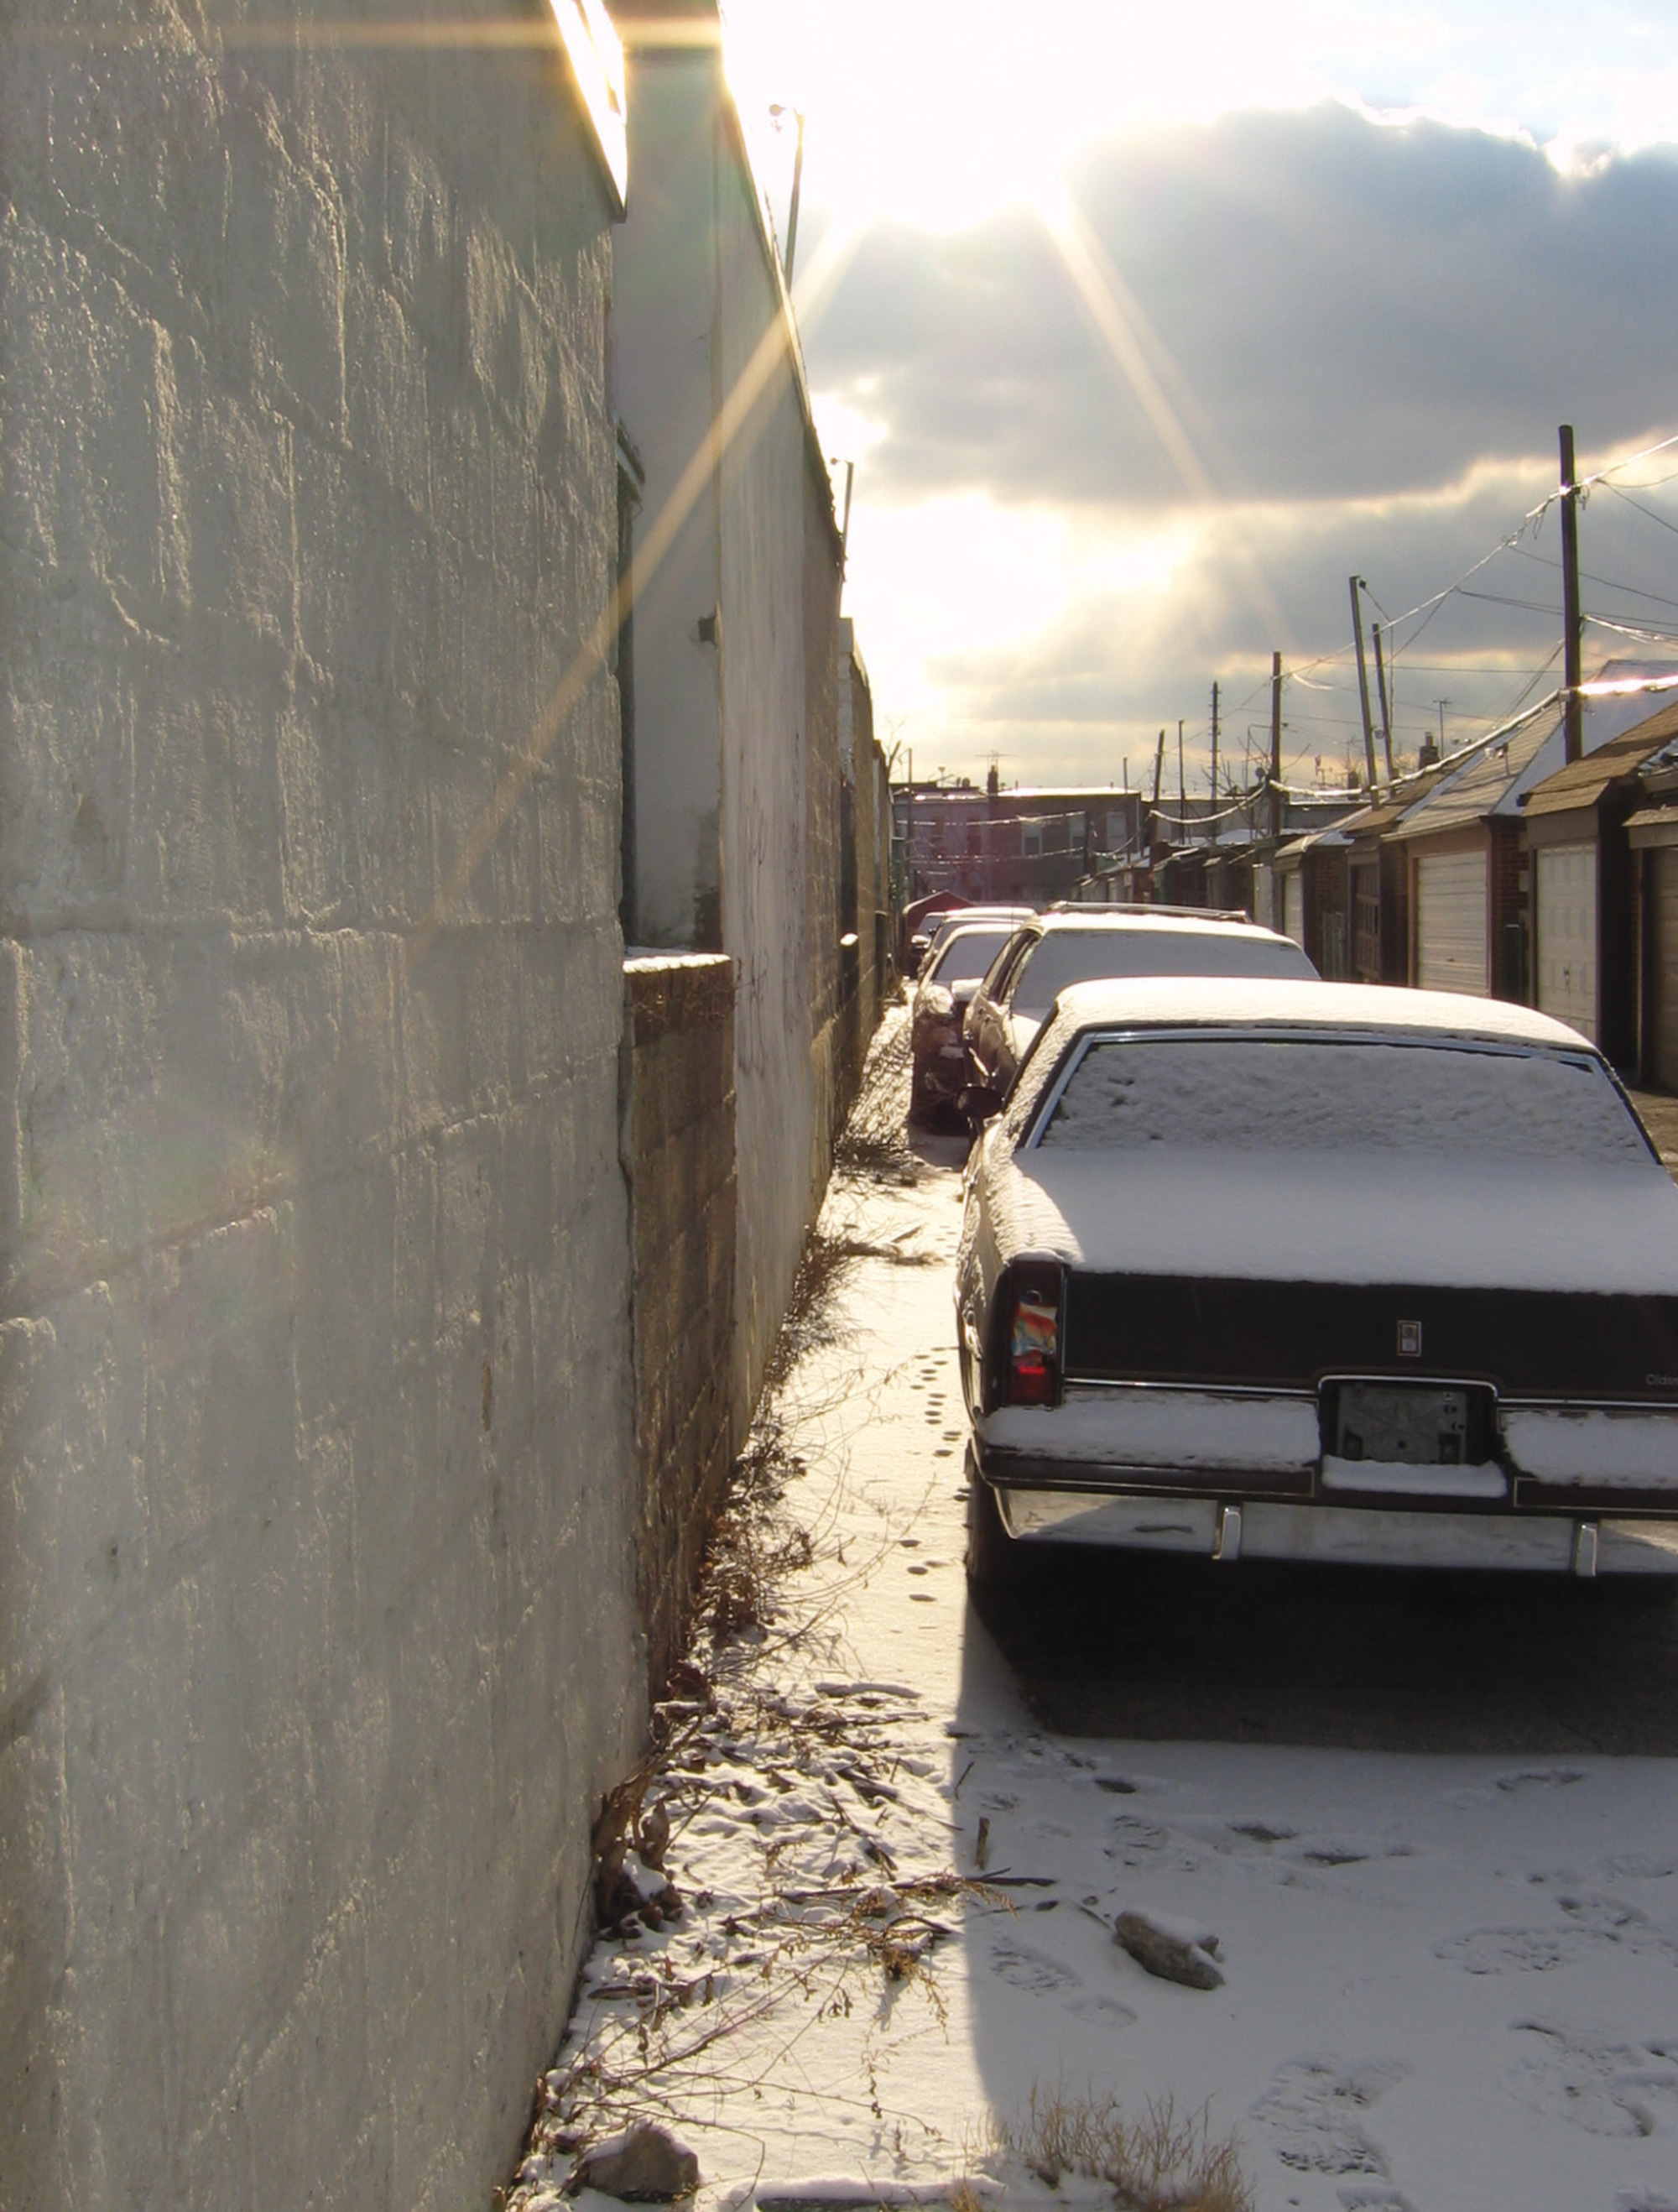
624 955 736 1691
1 11 639 2209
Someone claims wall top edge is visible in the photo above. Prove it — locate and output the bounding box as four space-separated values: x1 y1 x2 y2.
624 951 734 973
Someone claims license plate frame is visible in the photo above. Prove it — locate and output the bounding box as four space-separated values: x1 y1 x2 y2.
1325 1379 1492 1468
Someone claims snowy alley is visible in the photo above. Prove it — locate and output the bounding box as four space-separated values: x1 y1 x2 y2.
505 1009 1678 2212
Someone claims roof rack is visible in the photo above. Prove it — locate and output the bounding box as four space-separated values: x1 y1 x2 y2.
1046 900 1252 923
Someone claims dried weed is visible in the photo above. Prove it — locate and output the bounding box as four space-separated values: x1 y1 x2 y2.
991 2080 1253 2212
833 1010 920 1183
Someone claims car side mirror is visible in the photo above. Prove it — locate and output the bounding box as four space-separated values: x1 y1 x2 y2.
960 1084 1004 1124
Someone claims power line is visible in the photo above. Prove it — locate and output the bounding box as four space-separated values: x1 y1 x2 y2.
1510 540 1678 613
1605 481 1678 540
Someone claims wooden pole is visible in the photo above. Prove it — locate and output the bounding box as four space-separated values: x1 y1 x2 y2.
1269 652 1283 843
1349 576 1378 790
1373 623 1394 780
1560 423 1584 764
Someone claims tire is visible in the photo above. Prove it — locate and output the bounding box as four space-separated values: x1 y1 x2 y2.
966 1469 1041 1599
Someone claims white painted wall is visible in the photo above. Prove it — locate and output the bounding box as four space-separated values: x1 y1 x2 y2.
0 13 640 2209
613 18 845 1431
612 52 725 950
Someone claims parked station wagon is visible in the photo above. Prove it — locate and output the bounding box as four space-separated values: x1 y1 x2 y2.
956 976 1678 1586
962 910 1317 1109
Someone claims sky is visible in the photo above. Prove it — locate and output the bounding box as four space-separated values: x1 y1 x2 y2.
718 0 1678 796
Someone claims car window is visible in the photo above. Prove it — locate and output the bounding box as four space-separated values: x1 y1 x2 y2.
1033 1035 1652 1164
983 929 1036 1004
1009 929 1314 1015
927 927 1016 987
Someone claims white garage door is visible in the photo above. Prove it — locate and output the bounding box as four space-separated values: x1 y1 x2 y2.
1282 869 1305 949
1416 849 1488 995
1536 842 1597 1040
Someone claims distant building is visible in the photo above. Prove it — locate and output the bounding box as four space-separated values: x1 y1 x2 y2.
893 781 1144 906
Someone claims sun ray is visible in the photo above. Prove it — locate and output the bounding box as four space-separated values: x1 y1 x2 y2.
414 207 867 950
1040 185 1291 653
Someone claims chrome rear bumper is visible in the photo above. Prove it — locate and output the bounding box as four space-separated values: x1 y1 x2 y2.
994 1484 1678 1575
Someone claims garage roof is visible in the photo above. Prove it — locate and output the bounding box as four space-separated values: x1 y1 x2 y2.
1522 698 1678 817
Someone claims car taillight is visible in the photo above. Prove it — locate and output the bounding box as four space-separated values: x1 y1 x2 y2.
1004 1263 1063 1406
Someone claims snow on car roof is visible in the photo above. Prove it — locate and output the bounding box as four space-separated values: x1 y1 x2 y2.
1045 974 1596 1051
1029 910 1286 940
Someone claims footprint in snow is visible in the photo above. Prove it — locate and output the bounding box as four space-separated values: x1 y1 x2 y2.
1433 1927 1586 1975
1509 2019 1678 2138
1066 1992 1138 2027
1437 1899 1678 1976
1286 1835 1416 1870
1602 1852 1678 1883
1339 2190 1419 2212
1103 1815 1198 1873
1445 1765 1588 1808
1251 2056 1409 2179
988 1937 1081 1995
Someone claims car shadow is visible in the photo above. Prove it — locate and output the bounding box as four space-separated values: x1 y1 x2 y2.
967 1526 1678 1756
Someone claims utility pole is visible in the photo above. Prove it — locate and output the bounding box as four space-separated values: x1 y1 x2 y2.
1269 652 1283 843
1434 699 1450 757
1152 728 1165 853
1372 622 1394 780
1349 576 1378 790
1560 422 1584 764
1210 681 1220 823
1177 717 1186 834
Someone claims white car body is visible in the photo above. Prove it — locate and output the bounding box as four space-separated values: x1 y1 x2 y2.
956 977 1678 1578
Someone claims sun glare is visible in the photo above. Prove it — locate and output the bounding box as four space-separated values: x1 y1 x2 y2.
720 0 1678 237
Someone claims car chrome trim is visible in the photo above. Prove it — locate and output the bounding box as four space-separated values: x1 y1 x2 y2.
988 1484 1678 1573
1060 1378 1316 1402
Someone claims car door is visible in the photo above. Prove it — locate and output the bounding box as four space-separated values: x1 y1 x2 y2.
992 931 1060 1095
967 928 1036 1089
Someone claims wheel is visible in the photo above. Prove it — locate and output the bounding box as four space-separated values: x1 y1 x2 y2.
966 1469 1042 1599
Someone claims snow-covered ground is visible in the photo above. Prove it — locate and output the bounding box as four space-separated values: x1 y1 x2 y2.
507 1013 1678 2212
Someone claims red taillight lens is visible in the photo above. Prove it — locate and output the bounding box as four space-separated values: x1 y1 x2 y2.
1005 1270 1062 1406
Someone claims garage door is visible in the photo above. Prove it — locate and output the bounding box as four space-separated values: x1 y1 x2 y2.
1535 841 1597 1040
1416 850 1488 994
1282 869 1305 950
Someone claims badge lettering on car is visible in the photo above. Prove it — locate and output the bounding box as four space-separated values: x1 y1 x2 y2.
1397 1319 1422 1358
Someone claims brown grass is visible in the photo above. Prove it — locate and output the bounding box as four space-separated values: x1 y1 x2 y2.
989 2080 1254 2212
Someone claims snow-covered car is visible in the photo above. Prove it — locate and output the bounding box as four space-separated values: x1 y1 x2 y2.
956 976 1678 1586
961 910 1318 1111
909 921 1024 1124
906 902 1035 978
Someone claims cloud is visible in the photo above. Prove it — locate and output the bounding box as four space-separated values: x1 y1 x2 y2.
810 105 1678 511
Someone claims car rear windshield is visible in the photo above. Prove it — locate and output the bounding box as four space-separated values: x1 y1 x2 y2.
1035 1034 1651 1164
1010 929 1315 1015
930 928 1016 986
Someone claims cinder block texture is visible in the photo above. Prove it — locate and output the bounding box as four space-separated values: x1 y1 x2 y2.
624 957 735 1690
0 12 638 2211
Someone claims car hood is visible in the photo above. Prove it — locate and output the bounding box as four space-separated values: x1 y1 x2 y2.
986 1146 1678 1296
